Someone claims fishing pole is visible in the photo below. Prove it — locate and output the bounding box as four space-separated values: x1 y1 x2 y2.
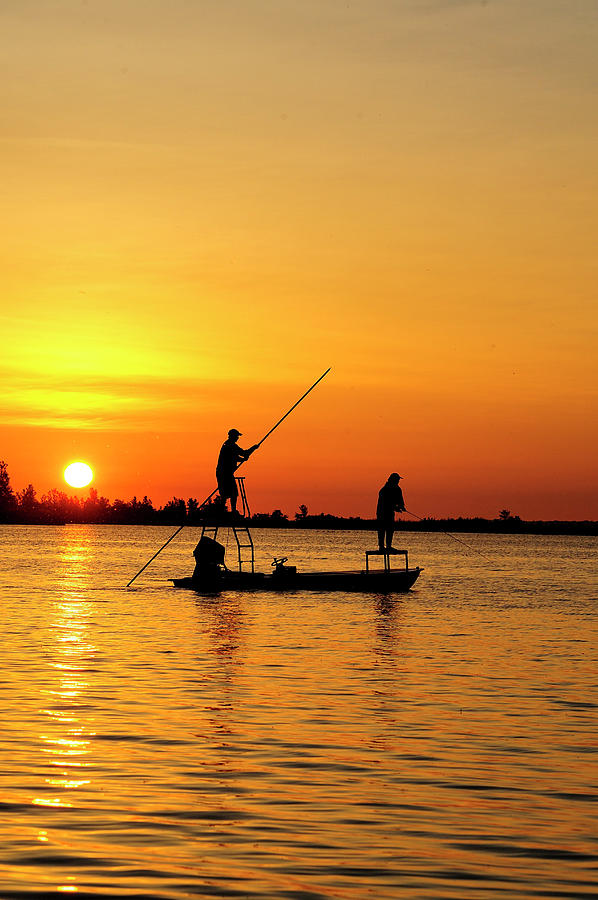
126 368 332 587
404 509 492 562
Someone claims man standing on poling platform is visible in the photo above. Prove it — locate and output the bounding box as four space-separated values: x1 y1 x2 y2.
376 473 406 551
216 429 258 517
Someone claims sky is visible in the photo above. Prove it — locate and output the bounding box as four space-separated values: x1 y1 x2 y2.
2 0 597 519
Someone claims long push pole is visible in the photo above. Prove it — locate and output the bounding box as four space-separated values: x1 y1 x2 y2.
126 368 332 587
253 367 331 448
125 487 218 588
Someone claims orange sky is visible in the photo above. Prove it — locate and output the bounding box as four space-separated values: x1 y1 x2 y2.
2 1 597 519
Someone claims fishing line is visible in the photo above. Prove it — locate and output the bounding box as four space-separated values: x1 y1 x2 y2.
404 509 493 563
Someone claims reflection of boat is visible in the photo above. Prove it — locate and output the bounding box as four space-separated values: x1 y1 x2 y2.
171 478 421 594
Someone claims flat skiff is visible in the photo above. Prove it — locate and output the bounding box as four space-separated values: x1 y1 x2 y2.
171 566 421 594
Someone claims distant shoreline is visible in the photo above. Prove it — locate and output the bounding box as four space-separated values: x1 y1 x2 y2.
2 463 595 534
2 518 596 536
267 519 598 536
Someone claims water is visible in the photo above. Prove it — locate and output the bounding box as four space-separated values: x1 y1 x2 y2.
0 525 597 899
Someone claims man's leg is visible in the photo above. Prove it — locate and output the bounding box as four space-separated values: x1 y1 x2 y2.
385 523 394 550
230 482 239 516
377 525 385 551
216 488 227 517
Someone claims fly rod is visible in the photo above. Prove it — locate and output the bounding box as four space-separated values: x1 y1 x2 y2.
126 367 332 587
405 509 492 562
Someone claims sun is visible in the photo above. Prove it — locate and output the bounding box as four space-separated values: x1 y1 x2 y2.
64 461 94 488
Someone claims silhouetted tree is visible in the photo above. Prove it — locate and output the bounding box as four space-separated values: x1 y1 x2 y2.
254 508 288 527
295 504 308 520
39 488 82 524
159 497 187 524
188 496 221 524
83 487 111 522
16 483 40 522
110 499 130 523
0 460 17 521
498 509 511 520
129 495 155 523
107 495 156 524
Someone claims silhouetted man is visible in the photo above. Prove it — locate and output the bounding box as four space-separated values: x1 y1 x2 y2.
376 473 405 551
216 429 258 516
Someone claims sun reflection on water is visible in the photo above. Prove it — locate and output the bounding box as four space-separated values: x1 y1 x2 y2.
35 529 98 815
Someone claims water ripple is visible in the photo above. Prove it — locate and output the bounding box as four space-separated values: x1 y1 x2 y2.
0 526 597 899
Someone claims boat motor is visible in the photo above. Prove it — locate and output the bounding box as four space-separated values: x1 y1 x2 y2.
193 536 226 581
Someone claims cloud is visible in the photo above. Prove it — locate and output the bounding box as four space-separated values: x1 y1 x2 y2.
0 367 304 433
0 369 212 431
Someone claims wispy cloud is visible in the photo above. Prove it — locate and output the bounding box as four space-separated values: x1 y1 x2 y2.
0 367 300 432
0 369 212 430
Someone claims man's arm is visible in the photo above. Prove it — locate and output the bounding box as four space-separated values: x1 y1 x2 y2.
236 444 259 464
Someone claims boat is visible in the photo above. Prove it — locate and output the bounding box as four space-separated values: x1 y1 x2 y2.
170 477 421 594
171 564 421 594
129 374 424 593
171 528 421 594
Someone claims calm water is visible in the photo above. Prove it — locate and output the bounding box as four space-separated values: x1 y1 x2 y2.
0 525 597 899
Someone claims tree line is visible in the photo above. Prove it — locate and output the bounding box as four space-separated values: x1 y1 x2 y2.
0 461 596 534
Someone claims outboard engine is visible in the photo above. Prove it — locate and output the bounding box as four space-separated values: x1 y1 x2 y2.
193 536 226 582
